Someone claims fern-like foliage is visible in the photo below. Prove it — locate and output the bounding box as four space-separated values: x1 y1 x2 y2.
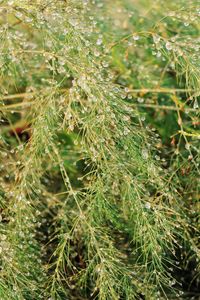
0 1 199 299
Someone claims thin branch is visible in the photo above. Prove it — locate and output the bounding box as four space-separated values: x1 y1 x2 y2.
130 103 199 112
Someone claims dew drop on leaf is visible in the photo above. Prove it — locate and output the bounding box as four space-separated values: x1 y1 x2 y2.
142 148 149 159
165 42 173 51
193 99 199 109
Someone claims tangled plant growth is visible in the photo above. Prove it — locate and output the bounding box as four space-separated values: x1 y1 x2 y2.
0 0 199 299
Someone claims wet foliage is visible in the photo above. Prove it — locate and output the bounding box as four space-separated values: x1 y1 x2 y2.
0 1 199 299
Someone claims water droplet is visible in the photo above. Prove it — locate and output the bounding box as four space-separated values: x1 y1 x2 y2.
123 127 130 135
133 35 140 41
15 12 23 18
142 148 149 159
1 234 6 241
156 51 161 58
144 202 151 209
166 42 173 51
137 97 144 103
8 0 14 5
153 35 161 44
185 143 190 150
96 39 103 46
94 50 100 57
102 61 109 68
121 93 126 99
193 99 199 109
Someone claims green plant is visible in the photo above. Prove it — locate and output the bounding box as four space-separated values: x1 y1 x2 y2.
0 0 199 299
